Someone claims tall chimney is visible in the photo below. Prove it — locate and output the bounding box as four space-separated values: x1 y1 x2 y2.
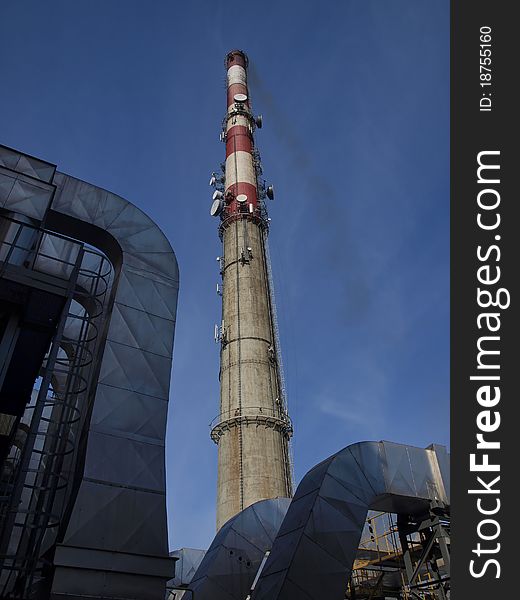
209 50 293 530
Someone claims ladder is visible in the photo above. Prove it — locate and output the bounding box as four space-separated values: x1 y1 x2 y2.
262 231 295 491
262 232 288 412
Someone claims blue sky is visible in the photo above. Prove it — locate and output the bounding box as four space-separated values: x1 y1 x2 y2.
0 1 449 551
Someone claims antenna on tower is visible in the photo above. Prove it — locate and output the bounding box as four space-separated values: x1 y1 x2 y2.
212 49 294 529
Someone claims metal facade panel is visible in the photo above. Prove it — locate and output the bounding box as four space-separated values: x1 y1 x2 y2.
276 490 319 537
98 339 172 399
0 166 54 219
344 441 385 495
289 458 333 498
82 430 166 492
328 451 379 505
51 173 108 224
105 204 175 253
52 173 179 283
121 250 179 281
252 498 293 540
281 534 348 600
0 146 25 172
0 171 16 200
108 302 175 357
305 495 365 566
259 527 303 578
47 172 178 599
429 443 450 501
54 545 173 576
62 480 168 555
116 267 178 320
90 384 168 443
170 548 206 586
317 474 369 524
190 498 291 600
0 145 56 183
52 567 167 600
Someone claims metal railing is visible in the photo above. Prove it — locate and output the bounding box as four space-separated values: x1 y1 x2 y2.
218 210 269 241
209 406 293 444
0 215 83 284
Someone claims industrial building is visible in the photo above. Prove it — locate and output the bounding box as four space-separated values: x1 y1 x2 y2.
0 144 179 599
1 49 450 600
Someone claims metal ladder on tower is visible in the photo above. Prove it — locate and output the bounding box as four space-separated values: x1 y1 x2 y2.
262 231 295 491
262 232 287 411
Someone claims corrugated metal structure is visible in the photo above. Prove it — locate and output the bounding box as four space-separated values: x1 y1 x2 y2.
184 441 450 600
252 441 450 600
0 144 179 599
168 548 206 594
189 498 290 600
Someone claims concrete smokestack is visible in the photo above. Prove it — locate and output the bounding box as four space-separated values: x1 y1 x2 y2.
210 50 293 530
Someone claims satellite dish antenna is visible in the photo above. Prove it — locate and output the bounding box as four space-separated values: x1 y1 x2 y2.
236 194 248 203
255 115 263 128
266 185 275 200
209 175 216 186
234 93 248 103
213 190 224 201
210 199 223 216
